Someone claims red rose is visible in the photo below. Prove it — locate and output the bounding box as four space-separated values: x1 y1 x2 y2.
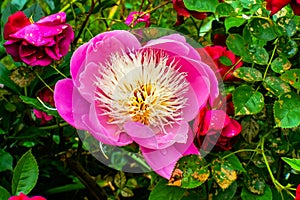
266 0 300 16
33 87 55 124
296 184 300 200
9 193 46 200
173 0 207 25
4 11 74 66
204 45 243 81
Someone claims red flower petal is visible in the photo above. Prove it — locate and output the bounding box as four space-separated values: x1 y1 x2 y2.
266 0 291 15
3 11 31 40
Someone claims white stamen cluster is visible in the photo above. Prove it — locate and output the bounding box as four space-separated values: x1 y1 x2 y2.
95 50 189 133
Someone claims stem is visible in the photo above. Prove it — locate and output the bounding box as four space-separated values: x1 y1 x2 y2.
73 0 96 46
222 149 257 159
263 38 278 80
51 65 68 78
38 122 69 130
60 0 78 12
65 158 107 200
35 71 54 92
222 57 243 80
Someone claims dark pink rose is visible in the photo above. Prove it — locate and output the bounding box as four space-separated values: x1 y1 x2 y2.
296 184 300 200
9 193 46 200
125 11 151 27
33 87 55 124
173 0 207 25
204 45 243 81
4 12 74 66
266 0 300 16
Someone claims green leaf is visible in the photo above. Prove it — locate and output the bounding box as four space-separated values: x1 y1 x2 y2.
0 63 21 94
114 172 126 188
149 179 185 200
212 159 237 189
11 0 28 10
241 185 272 200
226 34 246 56
183 0 219 12
223 153 246 172
45 0 55 10
277 37 298 58
23 3 44 21
120 187 134 197
0 186 11 200
244 45 269 65
277 17 297 37
219 56 233 66
240 117 260 143
12 150 39 195
1 3 18 28
216 3 235 16
248 18 277 41
225 17 246 32
232 67 262 82
281 157 300 171
280 69 300 90
271 56 292 74
0 149 13 172
168 155 209 189
213 181 237 200
111 22 130 30
233 85 264 116
19 95 59 117
263 76 291 97
273 92 300 128
244 169 266 195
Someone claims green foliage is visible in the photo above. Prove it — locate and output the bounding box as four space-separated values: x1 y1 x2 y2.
233 85 264 116
241 185 272 200
0 149 13 172
12 150 39 195
274 92 300 128
233 67 263 82
149 179 186 200
0 186 11 200
281 157 300 171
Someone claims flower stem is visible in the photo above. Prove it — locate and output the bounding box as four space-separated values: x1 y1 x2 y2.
263 38 278 80
38 122 69 130
51 65 68 78
35 71 54 92
222 57 243 80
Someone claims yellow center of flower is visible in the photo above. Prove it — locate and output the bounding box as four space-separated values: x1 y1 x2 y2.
95 50 188 133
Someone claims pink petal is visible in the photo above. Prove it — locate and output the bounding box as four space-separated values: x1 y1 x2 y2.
77 62 100 102
54 79 90 129
36 12 66 25
4 42 22 61
83 103 133 146
141 127 199 179
71 30 141 86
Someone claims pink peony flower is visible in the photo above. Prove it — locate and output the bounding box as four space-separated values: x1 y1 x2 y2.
9 192 46 200
125 11 151 27
3 11 74 66
33 87 55 124
266 0 300 16
173 0 207 25
296 184 300 200
204 45 243 82
54 30 219 179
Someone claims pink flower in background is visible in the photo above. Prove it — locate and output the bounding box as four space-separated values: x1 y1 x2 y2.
125 11 151 27
4 11 74 66
54 30 219 179
266 0 300 16
33 87 55 124
204 45 243 81
173 0 207 25
9 193 46 200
